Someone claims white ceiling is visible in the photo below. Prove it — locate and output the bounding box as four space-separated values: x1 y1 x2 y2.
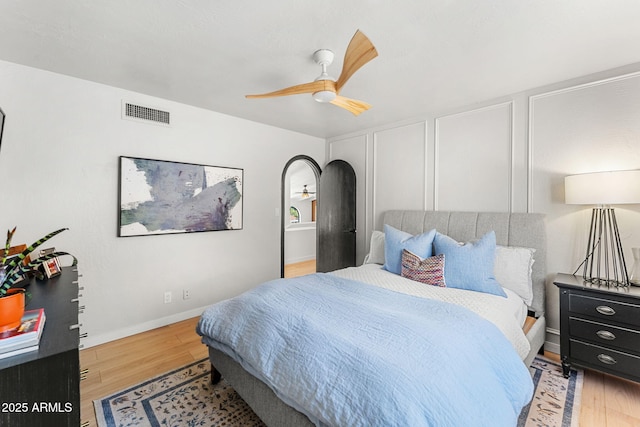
2 1 640 139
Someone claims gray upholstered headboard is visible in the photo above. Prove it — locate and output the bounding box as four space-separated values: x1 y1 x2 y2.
382 210 546 317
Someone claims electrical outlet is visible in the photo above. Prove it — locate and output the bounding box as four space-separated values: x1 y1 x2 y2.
164 291 172 304
183 289 190 300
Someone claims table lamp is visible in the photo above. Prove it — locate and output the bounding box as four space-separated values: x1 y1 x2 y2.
565 170 640 287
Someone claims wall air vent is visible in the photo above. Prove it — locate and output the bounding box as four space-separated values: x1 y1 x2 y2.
122 101 170 126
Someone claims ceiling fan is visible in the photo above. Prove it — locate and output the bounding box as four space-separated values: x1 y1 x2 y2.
295 185 316 199
246 30 378 116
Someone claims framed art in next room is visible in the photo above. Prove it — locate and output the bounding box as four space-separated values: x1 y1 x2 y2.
118 156 243 237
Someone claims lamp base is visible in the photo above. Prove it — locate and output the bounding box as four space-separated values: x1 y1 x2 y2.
580 206 630 288
584 277 629 288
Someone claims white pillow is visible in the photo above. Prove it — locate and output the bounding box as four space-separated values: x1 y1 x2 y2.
363 230 385 265
494 246 535 306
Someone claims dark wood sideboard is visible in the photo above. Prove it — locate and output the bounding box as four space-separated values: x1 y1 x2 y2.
0 266 83 427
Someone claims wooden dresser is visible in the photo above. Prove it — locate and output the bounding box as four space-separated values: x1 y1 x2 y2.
554 273 640 382
0 267 83 426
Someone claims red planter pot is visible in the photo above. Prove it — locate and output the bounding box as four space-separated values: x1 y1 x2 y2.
0 288 26 333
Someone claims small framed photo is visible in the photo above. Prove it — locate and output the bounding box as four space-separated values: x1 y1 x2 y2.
43 257 61 278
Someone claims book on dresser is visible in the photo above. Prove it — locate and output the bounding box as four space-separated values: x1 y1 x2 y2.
0 308 46 359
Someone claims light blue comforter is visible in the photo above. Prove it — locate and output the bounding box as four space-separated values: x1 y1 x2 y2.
197 273 533 427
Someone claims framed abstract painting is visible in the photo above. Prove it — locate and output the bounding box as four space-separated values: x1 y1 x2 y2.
118 156 243 237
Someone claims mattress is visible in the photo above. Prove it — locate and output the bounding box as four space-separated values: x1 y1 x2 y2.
330 263 530 359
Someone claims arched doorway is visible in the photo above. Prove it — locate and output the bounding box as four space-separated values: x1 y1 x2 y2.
281 155 321 278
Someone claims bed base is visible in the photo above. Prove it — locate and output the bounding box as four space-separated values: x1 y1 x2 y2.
209 347 314 427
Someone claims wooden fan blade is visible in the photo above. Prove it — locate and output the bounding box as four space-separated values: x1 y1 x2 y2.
330 95 371 116
335 30 378 92
246 80 335 99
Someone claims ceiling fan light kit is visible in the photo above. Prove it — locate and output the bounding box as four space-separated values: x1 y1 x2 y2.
246 30 378 115
312 50 337 103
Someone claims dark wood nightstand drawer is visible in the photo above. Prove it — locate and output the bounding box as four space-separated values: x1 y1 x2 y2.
569 317 640 353
570 339 640 379
569 293 640 327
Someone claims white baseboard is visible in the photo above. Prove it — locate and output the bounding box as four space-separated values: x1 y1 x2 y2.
544 341 560 354
544 327 561 354
285 255 315 265
80 305 210 349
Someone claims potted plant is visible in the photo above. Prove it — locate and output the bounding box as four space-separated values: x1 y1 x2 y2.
0 227 77 332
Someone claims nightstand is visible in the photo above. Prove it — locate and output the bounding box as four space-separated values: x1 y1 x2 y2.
554 273 640 382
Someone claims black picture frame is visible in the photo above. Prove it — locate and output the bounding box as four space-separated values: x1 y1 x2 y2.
0 107 5 153
118 156 243 237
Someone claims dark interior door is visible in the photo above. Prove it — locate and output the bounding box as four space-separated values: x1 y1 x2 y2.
317 159 356 272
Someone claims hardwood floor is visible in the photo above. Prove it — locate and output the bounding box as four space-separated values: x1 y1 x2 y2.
79 318 209 427
284 259 316 278
80 260 640 427
544 351 640 427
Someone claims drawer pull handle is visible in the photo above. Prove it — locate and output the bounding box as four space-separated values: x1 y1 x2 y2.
597 354 617 365
596 305 616 316
596 330 616 340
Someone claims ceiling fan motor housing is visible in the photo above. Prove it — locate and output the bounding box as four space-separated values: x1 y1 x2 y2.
312 49 337 102
313 49 334 66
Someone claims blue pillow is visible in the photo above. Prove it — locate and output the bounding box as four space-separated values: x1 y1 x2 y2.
383 224 436 275
433 231 507 297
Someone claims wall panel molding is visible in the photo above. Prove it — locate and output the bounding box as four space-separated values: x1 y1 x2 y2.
372 121 427 230
528 70 640 212
434 101 514 212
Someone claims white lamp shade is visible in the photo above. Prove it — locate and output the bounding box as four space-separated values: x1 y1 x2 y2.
565 170 640 205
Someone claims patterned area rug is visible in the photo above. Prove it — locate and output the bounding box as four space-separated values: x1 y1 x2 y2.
95 355 582 427
94 358 265 427
518 355 584 427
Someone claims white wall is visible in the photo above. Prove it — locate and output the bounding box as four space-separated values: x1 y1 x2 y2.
284 227 316 264
328 63 640 353
0 60 325 347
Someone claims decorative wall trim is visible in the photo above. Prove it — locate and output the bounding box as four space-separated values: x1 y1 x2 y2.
433 101 514 211
371 120 427 228
508 101 515 212
422 120 429 211
527 70 640 212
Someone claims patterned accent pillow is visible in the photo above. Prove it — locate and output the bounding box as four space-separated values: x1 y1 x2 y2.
401 250 446 287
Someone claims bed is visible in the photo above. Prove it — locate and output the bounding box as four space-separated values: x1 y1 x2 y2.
197 210 547 426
